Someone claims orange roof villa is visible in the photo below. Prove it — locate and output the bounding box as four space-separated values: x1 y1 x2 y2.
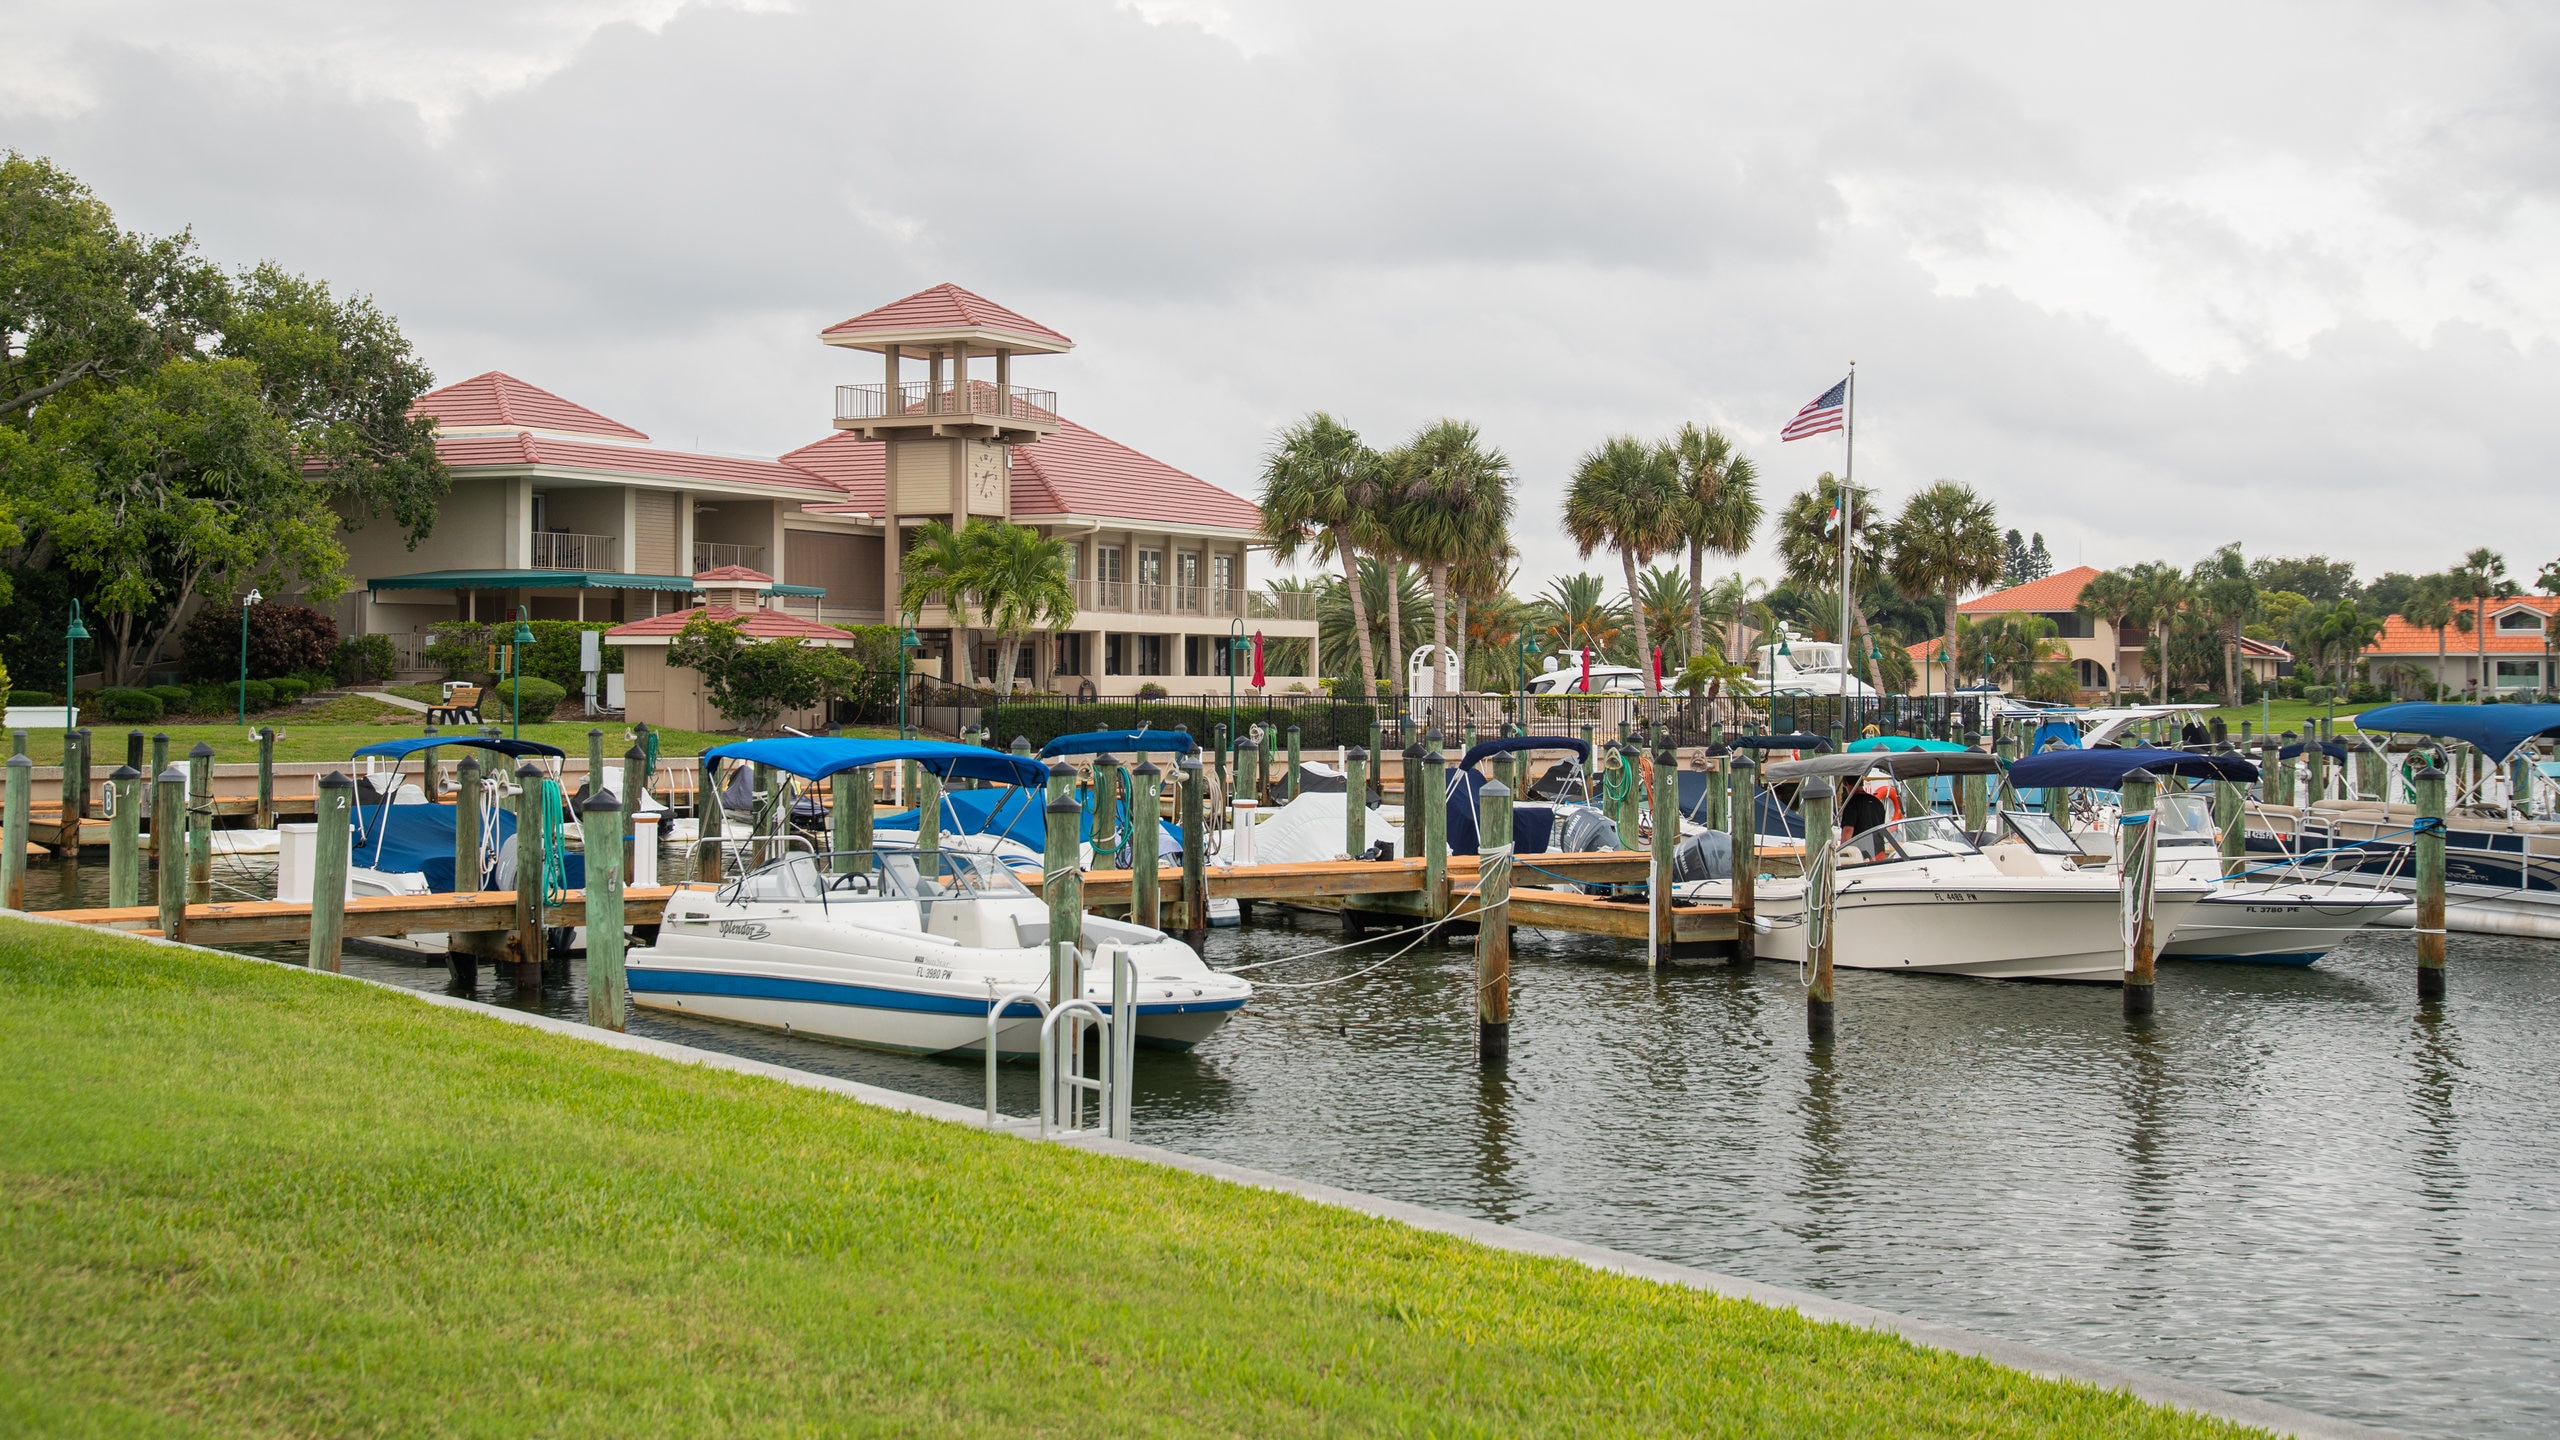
2363 595 2559 696
329 284 1315 729
1904 566 2289 698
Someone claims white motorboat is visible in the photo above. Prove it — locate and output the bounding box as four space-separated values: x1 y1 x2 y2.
2006 744 2407 965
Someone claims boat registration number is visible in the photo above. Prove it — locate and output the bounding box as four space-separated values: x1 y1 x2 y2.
915 964 954 980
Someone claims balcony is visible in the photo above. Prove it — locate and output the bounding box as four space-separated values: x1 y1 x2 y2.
693 541 768 574
832 381 1060 443
1071 582 1317 622
531 531 618 571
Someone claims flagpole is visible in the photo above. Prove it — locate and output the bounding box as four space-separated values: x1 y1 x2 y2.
1841 361 1857 700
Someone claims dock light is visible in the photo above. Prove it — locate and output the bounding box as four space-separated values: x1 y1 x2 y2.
238 589 262 726
64 600 90 734
510 607 535 741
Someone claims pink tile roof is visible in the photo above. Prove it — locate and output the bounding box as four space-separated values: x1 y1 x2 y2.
820 283 1072 350
692 565 774 585
777 419 1260 531
605 604 856 643
1957 565 2101 615
410 371 648 440
432 431 840 493
2366 596 2558 656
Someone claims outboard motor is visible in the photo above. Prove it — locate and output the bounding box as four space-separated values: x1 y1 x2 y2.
1671 829 1733 884
1554 805 1620 854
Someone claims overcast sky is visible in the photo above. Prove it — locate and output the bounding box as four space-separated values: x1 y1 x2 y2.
7 0 2557 597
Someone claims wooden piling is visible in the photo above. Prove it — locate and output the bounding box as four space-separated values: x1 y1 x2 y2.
621 742 646 870
1728 749 1756 968
916 769 942 860
1477 775 1512 1067
1091 755 1120 863
255 727 276 828
1649 737 1677 967
1177 753 1208 946
2415 764 2446 1002
59 728 87 853
1258 726 1274 805
420 726 441 805
1131 759 1162 930
2214 755 2246 879
153 764 185 941
124 729 144 773
587 728 605 802
2305 734 2328 807
0 754 26 910
1286 725 1301 800
2120 767 2159 1017
583 787 627 1031
1611 742 1644 848
1043 770 1083 1006
2275 736 2298 810
1802 775 1836 1040
1419 742 1448 922
185 742 215 904
698 757 724 884
512 762 547 990
106 765 141 908
1343 746 1368 858
151 732 168 780
448 754 499 981
1213 723 1229 802
309 771 352 973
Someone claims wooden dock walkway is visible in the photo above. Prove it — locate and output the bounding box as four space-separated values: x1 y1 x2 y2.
47 886 686 946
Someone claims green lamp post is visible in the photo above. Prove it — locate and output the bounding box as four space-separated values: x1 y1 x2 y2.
238 588 262 726
64 600 89 734
509 607 535 741
1227 618 1249 751
897 623 922 739
1515 633 1540 731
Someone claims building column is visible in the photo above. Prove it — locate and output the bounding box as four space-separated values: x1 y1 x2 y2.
677 491 696 577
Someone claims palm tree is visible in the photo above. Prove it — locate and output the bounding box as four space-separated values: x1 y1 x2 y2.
2453 605 2477 696
2190 543 2256 707
2403 580 2455 699
1394 419 1516 698
1259 413 1390 700
2072 568 2140 705
898 519 981 687
1886 480 2005 703
962 521 1075 692
1311 559 1431 688
1665 423 1762 665
2454 548 2508 698
1698 571 1767 662
1532 572 1630 665
2127 561 2192 703
1632 564 1695 667
1564 437 1685 717
1961 613 2069 694
1774 472 1888 691
1448 548 1517 690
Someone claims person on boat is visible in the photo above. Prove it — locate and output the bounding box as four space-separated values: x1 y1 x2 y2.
1839 781 1888 858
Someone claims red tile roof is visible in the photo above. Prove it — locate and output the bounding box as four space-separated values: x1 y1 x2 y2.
692 565 774 585
411 371 648 440
1957 565 2101 615
433 431 839 493
604 604 855 643
777 418 1261 531
2366 596 2558 656
820 283 1073 351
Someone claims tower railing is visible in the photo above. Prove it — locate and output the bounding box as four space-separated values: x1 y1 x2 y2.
836 382 1059 424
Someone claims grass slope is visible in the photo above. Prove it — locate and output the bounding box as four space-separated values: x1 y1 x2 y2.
72 706 898 766
0 924 2261 1438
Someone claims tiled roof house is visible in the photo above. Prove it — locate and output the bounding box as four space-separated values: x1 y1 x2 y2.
2364 595 2559 695
1903 565 2288 697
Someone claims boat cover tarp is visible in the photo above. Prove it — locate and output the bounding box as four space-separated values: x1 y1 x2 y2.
1460 735 1591 770
2275 740 2351 761
871 786 1185 858
1726 732 1832 751
1845 735 1971 753
1038 729 1195 758
348 802 587 893
352 736 566 761
1444 768 1558 856
1765 751 2001 783
2025 720 2085 754
1673 771 1806 838
2006 746 2258 788
703 737 1049 789
2353 701 2560 762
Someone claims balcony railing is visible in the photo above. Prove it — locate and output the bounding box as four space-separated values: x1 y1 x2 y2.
693 541 768 574
1071 582 1315 621
836 381 1059 425
531 531 618 571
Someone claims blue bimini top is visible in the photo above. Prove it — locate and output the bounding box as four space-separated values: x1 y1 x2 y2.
2353 702 2560 763
701 737 1050 790
1038 729 1196 758
2006 746 2259 789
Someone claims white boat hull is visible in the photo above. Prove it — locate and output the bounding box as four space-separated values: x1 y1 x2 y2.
1685 875 2206 983
2161 886 2408 965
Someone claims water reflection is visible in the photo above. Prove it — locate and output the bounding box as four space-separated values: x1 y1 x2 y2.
21 861 2559 1438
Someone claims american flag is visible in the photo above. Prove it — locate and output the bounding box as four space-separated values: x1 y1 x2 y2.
1781 377 1848 442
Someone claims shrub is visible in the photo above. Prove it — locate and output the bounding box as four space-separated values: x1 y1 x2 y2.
270 678 309 706
428 620 622 690
332 634 398 686
495 676 567 723
94 688 163 723
184 684 228 717
1135 682 1169 699
179 600 340 682
148 685 191 709
666 617 850 731
8 689 57 707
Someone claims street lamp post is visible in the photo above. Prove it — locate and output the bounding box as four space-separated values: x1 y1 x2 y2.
510 607 535 741
1515 634 1539 732
1227 618 1247 758
238 589 262 726
64 600 89 735
897 622 921 739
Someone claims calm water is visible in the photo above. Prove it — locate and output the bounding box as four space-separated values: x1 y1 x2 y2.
34 856 2555 1438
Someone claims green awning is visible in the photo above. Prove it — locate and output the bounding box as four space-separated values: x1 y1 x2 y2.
770 582 825 597
367 570 703 594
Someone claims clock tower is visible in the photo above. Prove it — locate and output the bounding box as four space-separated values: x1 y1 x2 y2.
818 284 1072 649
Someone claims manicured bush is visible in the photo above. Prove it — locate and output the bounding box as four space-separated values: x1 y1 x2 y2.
495 676 567 723
270 678 310 706
93 688 164 723
238 680 277 711
184 684 228 717
148 685 192 709
8 690 57 707
332 634 398 687
179 600 341 682
1135 682 1169 700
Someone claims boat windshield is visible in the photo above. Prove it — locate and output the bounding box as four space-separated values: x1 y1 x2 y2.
1854 813 1981 863
723 850 1035 904
884 849 1035 901
2153 793 2217 844
2000 810 2084 856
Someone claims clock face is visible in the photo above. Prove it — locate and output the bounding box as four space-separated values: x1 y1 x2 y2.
967 445 1006 513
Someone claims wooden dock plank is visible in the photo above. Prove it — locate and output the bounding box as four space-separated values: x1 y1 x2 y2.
47 886 690 945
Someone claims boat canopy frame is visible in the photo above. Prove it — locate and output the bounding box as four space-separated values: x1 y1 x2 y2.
702 737 1052 790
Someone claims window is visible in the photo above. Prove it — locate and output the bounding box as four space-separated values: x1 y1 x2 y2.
2495 659 2542 685
1104 634 1125 676
2498 610 2544 632
1212 553 1234 595
1137 635 1166 676
1177 551 1200 590
1096 545 1123 583
1054 633 1084 676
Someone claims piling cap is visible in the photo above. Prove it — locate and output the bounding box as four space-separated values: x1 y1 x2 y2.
1346 745 1367 761
1046 760 1076 783
1177 752 1202 773
516 761 544 779
1045 793 1079 815
1481 778 1511 799
158 764 189 785
4 753 25 769
580 787 622 815
2122 767 2160 787
1094 752 1119 768
107 763 138 780
189 742 214 758
316 769 351 790
625 741 648 760
2414 764 2445 781
1132 757 1160 777
1403 741 1424 760
1800 775 1835 800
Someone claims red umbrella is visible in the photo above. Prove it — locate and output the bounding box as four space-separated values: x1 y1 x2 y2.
1652 646 1664 691
1250 631 1266 688
1579 646 1592 693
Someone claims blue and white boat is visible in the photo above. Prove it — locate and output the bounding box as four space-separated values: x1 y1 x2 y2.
631 738 1249 1056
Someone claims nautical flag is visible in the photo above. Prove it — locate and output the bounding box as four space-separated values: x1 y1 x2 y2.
1822 501 1841 536
1782 378 1848 442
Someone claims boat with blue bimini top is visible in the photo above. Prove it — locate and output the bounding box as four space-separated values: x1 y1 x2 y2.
630 738 1249 1056
2006 745 2406 965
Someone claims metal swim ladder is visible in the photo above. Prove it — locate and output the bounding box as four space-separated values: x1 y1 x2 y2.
983 944 1138 1141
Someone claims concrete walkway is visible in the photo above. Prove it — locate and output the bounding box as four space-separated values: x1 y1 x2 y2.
350 688 433 714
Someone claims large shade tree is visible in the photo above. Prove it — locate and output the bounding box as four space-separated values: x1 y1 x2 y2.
1886 480 2005 702
1563 436 1684 717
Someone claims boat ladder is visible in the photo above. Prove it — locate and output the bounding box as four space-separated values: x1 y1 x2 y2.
983 944 1138 1141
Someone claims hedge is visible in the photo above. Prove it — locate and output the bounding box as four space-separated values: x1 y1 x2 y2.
333 635 397 686
147 685 191 709
8 690 57 707
495 676 568 723
271 678 310 706
93 688 164 723
179 601 339 682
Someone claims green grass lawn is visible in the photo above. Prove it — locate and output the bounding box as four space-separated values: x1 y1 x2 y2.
0 923 2263 1438
62 694 897 765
